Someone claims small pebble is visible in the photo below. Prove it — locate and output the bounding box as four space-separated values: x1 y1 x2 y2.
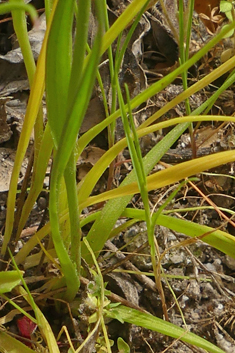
37 197 47 210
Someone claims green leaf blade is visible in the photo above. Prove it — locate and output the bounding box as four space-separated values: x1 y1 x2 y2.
108 306 225 353
46 0 74 147
0 271 24 294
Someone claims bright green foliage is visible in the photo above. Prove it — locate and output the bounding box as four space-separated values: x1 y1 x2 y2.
220 1 233 19
117 337 130 353
46 0 105 301
1 0 235 352
220 0 234 37
0 2 37 21
107 306 225 353
0 271 23 294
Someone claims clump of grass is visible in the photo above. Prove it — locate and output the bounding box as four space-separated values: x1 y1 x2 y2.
1 0 235 352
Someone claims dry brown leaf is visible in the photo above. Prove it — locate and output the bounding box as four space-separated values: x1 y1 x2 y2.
194 0 225 34
194 0 220 14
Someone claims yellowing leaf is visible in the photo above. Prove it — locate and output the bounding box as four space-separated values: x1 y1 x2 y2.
0 331 35 353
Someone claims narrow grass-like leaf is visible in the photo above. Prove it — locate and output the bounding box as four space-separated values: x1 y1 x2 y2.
80 113 235 203
81 123 188 263
107 305 225 353
13 120 235 266
0 2 37 21
10 0 36 85
46 0 74 146
14 188 235 268
10 0 44 238
120 82 167 315
81 148 235 263
46 0 79 302
2 0 59 257
16 124 54 239
185 0 194 60
122 208 235 259
158 215 235 259
35 305 60 353
67 0 91 110
82 148 235 208
62 0 91 270
53 12 104 177
100 0 150 53
0 331 35 353
77 55 235 207
10 256 59 352
77 19 235 156
80 112 235 263
44 0 53 22
47 0 105 300
17 287 60 353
